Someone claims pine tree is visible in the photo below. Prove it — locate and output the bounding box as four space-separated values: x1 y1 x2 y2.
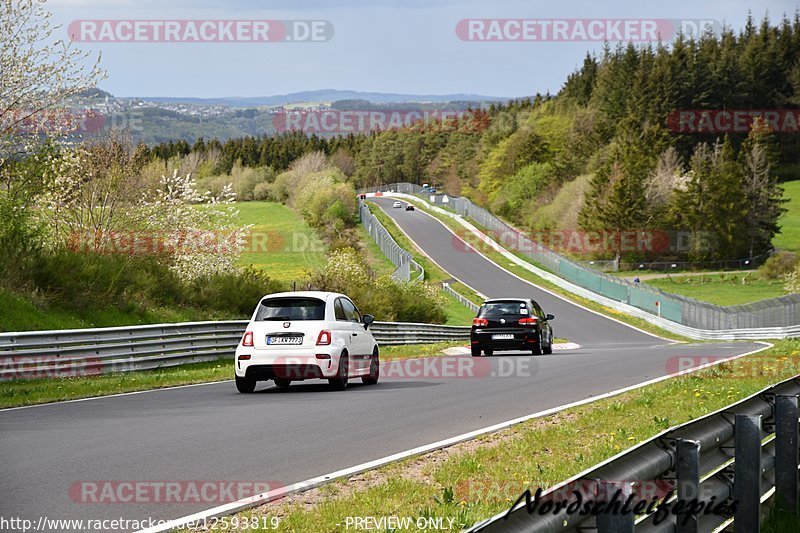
739 117 786 256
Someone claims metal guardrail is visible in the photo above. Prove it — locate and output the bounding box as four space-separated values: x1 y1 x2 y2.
470 374 800 532
0 320 470 380
371 321 471 345
365 183 800 335
359 201 424 282
443 282 480 313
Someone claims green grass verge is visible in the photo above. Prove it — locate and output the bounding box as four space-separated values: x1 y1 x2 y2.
774 180 800 253
357 225 397 279
0 342 465 409
645 272 787 306
442 297 475 326
227 339 800 532
233 201 327 284
764 507 800 532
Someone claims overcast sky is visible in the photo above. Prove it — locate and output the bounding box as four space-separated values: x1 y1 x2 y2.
49 0 798 99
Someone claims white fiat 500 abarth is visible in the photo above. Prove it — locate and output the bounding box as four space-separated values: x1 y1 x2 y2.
234 291 378 392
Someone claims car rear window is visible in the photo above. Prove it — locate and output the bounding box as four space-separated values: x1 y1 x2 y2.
255 297 325 321
478 301 531 317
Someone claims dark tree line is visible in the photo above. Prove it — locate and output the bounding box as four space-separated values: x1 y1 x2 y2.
147 132 364 174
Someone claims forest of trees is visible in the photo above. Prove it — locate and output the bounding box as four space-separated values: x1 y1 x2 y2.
148 13 800 262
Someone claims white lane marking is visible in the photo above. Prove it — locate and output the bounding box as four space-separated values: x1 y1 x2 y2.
136 342 772 533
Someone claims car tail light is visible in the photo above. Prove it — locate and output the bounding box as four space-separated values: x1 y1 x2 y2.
241 331 254 347
316 330 332 345
518 317 538 325
238 354 251 360
473 318 489 327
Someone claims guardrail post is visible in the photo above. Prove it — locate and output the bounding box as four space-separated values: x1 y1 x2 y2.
676 439 701 533
734 414 762 533
775 395 799 513
596 481 634 533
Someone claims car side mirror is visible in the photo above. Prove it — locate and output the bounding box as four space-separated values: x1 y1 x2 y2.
362 314 374 329
546 314 555 321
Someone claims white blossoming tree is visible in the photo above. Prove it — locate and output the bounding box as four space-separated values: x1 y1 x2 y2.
0 0 104 255
138 170 252 280
0 0 104 168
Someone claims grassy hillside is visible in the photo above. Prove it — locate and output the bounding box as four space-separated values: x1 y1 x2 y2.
774 180 800 253
644 273 787 306
234 201 327 283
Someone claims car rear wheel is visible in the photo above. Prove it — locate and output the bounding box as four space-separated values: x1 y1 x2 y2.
274 378 291 388
542 336 553 355
471 345 481 357
329 351 349 391
235 375 256 393
532 332 544 356
362 347 380 385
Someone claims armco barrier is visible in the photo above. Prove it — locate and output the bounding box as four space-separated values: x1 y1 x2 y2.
443 282 481 313
0 320 470 381
359 202 424 282
363 184 800 336
470 374 800 532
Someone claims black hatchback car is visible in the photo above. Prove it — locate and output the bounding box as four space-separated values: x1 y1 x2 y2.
470 298 554 356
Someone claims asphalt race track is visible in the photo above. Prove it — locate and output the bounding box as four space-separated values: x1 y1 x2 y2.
0 197 763 531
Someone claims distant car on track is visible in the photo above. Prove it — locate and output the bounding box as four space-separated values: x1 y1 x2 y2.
234 291 378 392
470 298 554 356
405 204 415 211
393 201 403 208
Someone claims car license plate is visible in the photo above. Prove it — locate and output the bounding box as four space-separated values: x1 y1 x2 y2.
492 334 514 340
267 336 302 345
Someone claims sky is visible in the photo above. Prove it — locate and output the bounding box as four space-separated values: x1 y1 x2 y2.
48 0 799 99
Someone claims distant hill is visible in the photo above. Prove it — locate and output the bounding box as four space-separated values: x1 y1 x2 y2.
126 89 514 107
